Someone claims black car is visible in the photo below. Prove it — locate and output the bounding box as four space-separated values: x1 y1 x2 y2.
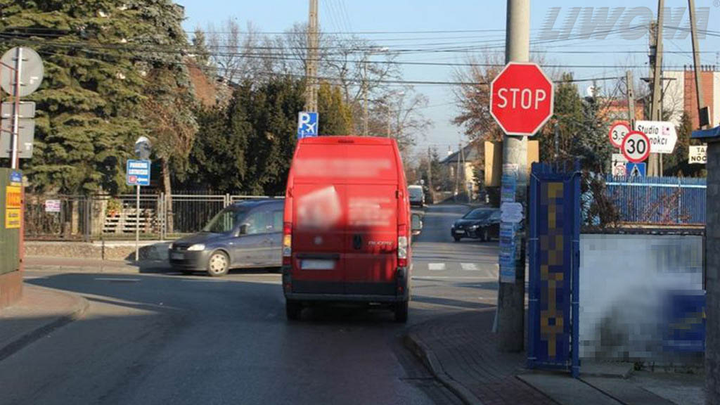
169 199 285 277
451 208 501 242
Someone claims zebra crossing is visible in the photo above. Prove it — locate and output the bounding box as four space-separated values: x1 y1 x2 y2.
414 261 498 278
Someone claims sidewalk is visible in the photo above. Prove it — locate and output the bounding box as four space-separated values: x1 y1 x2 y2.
0 285 88 362
404 308 703 405
25 256 170 274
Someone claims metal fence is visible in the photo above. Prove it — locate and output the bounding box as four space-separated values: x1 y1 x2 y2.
24 192 274 241
605 176 706 225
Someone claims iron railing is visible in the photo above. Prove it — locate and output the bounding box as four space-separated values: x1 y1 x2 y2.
605 176 706 225
24 192 275 241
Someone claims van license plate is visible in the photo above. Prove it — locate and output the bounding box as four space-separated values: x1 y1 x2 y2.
171 252 184 260
301 259 335 270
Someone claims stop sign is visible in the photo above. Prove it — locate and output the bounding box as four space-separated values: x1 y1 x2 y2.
490 62 554 136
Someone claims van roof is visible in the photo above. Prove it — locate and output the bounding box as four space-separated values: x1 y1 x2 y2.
231 198 284 208
297 136 396 146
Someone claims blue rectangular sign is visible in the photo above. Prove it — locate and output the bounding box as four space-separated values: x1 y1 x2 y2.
297 112 319 139
9 170 21 185
126 159 151 186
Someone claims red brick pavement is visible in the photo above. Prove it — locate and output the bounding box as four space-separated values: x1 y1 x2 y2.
408 308 558 405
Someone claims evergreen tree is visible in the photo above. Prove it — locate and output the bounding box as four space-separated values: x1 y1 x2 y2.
191 26 214 76
317 81 353 135
0 0 197 195
664 112 705 177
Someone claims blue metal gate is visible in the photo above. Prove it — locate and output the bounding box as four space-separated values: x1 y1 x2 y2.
527 163 581 377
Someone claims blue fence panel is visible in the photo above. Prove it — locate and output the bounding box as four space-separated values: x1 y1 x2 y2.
604 176 706 225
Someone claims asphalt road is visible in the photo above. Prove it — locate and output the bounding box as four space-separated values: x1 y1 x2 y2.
2 204 499 405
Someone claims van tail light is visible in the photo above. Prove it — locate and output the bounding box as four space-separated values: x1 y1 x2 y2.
282 222 292 266
398 225 408 268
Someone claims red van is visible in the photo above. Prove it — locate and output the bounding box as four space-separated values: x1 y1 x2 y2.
281 136 415 322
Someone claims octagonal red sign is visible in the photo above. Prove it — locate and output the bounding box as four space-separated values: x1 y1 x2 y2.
490 62 554 136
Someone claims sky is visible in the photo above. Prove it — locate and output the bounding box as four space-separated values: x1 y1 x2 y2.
176 0 720 156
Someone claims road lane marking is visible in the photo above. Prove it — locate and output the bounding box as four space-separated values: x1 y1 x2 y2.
428 263 446 271
413 276 495 280
460 263 480 271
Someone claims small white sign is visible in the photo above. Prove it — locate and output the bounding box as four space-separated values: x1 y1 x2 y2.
44 199 61 213
635 120 677 154
501 202 524 223
689 145 707 164
612 153 628 176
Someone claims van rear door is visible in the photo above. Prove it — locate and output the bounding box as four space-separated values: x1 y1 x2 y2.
289 144 347 294
342 141 400 296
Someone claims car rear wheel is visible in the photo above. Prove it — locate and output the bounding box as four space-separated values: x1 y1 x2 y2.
394 300 408 323
286 300 302 320
207 251 229 277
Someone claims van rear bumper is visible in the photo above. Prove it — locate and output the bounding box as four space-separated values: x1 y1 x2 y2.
282 266 410 303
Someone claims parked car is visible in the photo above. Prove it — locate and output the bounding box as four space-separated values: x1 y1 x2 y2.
408 185 425 208
281 136 421 323
451 208 501 242
168 199 285 277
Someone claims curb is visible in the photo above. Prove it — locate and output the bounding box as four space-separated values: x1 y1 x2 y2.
0 286 89 362
403 332 484 405
25 262 170 274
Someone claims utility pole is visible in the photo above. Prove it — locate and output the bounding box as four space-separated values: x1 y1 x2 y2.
304 0 319 112
460 143 467 202
454 142 462 201
626 70 636 128
427 147 434 202
688 0 707 130
647 1 665 177
497 0 529 353
363 56 368 136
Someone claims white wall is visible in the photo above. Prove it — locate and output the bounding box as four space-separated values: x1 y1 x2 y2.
579 234 703 360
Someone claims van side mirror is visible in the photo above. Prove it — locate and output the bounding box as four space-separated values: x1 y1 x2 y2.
411 213 423 236
238 223 249 235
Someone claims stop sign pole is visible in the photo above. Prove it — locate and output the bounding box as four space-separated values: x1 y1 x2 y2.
492 0 554 355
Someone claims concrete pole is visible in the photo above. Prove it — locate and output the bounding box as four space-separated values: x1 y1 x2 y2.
305 0 319 112
648 1 665 176
497 0 529 353
363 56 368 136
688 0 707 130
626 70 636 129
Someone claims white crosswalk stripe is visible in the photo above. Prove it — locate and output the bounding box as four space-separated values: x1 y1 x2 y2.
460 263 480 271
428 263 446 271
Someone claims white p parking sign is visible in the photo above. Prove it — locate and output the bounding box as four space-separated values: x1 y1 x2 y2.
297 112 318 139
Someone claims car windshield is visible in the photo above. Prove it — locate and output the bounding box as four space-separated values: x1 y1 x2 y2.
409 188 423 198
202 207 248 233
463 209 494 220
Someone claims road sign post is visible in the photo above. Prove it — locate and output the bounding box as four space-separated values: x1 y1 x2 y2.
621 131 651 163
490 62 554 136
608 122 630 149
127 159 151 261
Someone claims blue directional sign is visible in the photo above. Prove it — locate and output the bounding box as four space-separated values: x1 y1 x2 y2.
126 159 151 186
625 162 646 177
297 111 319 139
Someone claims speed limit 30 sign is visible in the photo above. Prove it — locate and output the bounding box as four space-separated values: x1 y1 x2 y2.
609 122 630 149
621 131 650 163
